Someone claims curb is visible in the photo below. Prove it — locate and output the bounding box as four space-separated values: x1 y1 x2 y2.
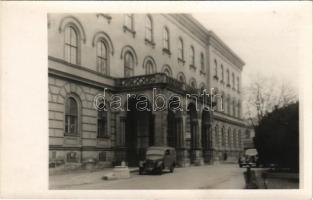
129 168 139 173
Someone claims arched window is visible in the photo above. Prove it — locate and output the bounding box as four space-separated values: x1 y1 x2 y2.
220 64 224 82
227 95 230 115
178 38 184 60
233 129 237 147
238 130 242 148
162 65 172 77
124 51 134 77
221 126 225 147
65 97 78 135
228 128 232 147
190 46 195 66
124 14 134 30
177 72 186 83
145 60 155 75
190 78 197 89
64 26 78 64
227 69 230 85
96 40 108 74
164 69 171 76
221 92 225 112
237 76 240 92
233 99 236 117
238 101 241 118
163 27 170 50
214 59 218 78
200 53 205 72
97 102 107 138
145 15 153 42
215 125 219 148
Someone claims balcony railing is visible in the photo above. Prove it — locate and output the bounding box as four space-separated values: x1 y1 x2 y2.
115 73 199 94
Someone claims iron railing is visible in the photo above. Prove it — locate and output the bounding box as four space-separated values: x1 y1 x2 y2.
115 73 199 94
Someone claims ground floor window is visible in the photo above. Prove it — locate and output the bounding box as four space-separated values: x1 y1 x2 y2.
97 103 108 138
65 97 78 135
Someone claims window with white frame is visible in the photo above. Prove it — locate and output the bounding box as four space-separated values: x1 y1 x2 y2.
178 38 184 60
96 40 108 75
190 46 195 66
163 27 170 50
124 14 134 30
237 76 240 91
200 53 205 72
227 69 230 85
64 26 78 64
220 64 224 82
215 125 219 147
65 97 78 135
124 51 134 77
145 15 153 42
97 102 107 138
228 128 232 147
214 59 218 78
145 60 154 75
221 126 226 147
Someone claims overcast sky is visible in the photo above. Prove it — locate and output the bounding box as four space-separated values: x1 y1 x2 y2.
192 2 311 92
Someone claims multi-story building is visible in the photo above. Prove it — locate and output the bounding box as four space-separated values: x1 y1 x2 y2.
48 14 246 167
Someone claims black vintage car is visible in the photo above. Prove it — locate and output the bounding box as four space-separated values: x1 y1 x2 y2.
139 146 176 175
239 148 259 168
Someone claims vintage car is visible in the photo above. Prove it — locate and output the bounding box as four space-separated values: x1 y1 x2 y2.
139 146 176 175
239 148 259 168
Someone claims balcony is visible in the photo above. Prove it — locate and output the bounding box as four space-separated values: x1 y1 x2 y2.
115 73 199 94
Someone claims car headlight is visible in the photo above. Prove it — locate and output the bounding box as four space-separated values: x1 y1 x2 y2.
156 161 163 166
139 161 145 167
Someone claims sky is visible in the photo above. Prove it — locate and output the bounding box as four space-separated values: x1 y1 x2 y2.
192 2 311 93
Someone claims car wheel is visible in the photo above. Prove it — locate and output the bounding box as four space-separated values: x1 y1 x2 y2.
170 164 174 173
157 167 163 175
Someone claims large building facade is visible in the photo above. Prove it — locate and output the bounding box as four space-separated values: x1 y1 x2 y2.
48 14 246 167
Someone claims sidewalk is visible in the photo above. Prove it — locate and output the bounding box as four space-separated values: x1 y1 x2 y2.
49 167 138 189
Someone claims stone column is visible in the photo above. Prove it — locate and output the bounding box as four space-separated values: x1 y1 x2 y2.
193 118 204 166
180 116 186 148
197 118 202 149
176 113 190 167
153 110 168 146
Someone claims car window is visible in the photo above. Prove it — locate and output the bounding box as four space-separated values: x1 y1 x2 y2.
146 149 164 156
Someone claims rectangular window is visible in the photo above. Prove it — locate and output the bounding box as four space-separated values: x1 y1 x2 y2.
124 14 133 30
97 112 107 138
70 47 77 64
65 115 77 134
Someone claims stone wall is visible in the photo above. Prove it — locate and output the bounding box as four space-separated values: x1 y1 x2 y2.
48 76 114 166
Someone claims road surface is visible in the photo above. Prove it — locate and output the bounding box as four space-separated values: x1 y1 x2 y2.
50 164 246 189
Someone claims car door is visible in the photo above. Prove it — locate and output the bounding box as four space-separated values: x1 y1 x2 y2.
164 149 172 168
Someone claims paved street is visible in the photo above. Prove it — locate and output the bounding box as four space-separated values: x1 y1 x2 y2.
50 164 246 189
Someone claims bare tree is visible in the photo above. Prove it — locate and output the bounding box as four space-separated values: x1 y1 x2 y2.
243 74 297 128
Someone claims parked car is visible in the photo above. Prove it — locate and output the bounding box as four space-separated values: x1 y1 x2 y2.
139 146 176 175
239 148 259 168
